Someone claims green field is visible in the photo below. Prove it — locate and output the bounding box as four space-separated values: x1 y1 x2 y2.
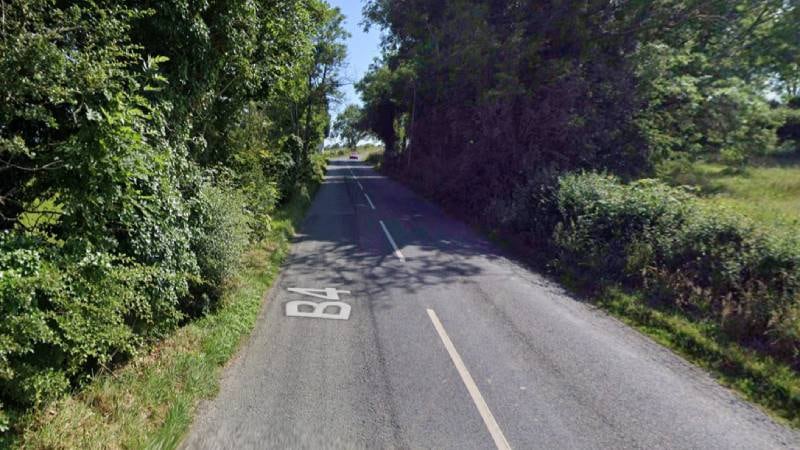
669 157 800 233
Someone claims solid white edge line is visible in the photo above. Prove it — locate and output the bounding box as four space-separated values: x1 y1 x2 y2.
426 309 512 450
364 193 376 210
378 220 405 261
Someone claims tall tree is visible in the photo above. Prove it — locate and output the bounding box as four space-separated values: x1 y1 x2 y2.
358 0 798 222
300 4 349 156
333 104 368 150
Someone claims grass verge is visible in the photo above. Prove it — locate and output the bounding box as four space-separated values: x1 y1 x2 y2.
4 183 319 450
596 286 800 427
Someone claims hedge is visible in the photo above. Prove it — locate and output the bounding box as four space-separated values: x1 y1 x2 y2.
552 173 800 360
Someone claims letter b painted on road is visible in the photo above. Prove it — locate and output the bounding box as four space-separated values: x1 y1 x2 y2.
285 301 351 320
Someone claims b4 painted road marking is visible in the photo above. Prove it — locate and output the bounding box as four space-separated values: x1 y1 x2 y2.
287 287 350 300
286 301 351 320
285 287 353 320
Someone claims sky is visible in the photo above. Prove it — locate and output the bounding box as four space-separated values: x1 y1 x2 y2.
327 0 382 117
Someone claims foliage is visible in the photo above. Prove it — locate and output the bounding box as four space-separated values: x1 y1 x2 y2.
226 103 282 238
332 104 368 149
0 0 346 436
359 0 656 225
358 0 799 210
186 178 251 316
778 107 800 147
0 234 174 409
9 171 324 449
123 0 318 166
297 4 349 156
552 173 800 360
634 45 782 168
0 403 7 433
355 61 414 158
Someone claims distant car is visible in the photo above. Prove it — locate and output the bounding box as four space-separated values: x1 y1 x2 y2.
349 152 359 160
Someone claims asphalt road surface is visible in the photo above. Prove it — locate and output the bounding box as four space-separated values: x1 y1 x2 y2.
182 159 799 449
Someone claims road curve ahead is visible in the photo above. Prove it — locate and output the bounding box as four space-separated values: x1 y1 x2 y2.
182 159 799 449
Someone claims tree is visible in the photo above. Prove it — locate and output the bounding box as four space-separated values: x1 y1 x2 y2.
333 105 368 150
300 4 349 155
630 0 794 167
355 59 415 159
358 0 649 222
358 0 798 217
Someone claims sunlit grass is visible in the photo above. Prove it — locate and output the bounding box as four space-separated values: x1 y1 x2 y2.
674 160 800 233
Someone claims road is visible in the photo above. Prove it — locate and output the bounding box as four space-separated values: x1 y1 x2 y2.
182 159 799 449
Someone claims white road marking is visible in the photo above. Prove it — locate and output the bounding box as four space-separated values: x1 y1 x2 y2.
364 193 376 210
379 220 405 261
349 168 364 190
426 309 511 450
287 287 350 300
286 301 350 320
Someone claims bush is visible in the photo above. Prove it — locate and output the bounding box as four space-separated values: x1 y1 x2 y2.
268 135 303 200
186 179 252 315
309 153 328 184
554 174 694 281
0 234 177 408
552 173 800 358
0 0 336 437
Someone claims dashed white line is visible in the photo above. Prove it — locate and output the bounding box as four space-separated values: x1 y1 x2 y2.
426 309 511 450
364 193 376 210
378 220 405 261
349 168 364 190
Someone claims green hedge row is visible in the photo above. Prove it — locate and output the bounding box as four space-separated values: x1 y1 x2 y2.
0 180 244 413
0 157 327 431
552 173 800 359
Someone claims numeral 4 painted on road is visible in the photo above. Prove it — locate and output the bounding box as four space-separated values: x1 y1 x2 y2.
287 287 350 300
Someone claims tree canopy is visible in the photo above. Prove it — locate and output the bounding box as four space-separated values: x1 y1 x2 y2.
356 0 800 219
333 104 369 149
